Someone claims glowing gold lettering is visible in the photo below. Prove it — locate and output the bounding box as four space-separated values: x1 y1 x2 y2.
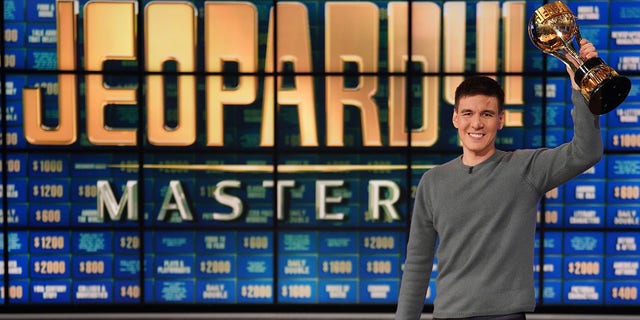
477 2 500 75
388 2 440 146
445 1 524 125
261 3 318 147
145 2 197 146
503 2 525 106
205 2 258 146
85 1 138 145
23 0 77 145
443 2 466 105
476 2 525 126
24 1 529 147
325 2 381 147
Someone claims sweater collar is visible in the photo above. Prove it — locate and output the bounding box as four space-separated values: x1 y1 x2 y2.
457 150 504 173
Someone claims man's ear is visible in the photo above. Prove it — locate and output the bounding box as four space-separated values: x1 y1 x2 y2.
452 110 459 128
498 111 505 130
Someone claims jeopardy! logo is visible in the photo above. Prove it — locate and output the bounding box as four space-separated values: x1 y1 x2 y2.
22 0 526 147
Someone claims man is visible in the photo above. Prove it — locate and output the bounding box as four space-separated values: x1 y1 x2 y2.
395 39 602 320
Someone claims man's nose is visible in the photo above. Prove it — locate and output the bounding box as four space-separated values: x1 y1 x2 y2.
471 116 484 129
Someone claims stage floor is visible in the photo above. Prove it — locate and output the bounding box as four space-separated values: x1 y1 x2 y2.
0 314 637 320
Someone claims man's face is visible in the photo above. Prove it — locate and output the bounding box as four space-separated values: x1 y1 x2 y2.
452 94 505 162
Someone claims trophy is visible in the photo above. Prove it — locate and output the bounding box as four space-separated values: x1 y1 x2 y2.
528 1 630 115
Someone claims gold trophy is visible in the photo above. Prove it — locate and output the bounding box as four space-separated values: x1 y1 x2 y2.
528 1 631 115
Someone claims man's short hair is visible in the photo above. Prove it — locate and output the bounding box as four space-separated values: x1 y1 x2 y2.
454 76 505 112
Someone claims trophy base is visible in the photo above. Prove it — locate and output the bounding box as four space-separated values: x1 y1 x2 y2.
575 57 632 115
588 76 631 115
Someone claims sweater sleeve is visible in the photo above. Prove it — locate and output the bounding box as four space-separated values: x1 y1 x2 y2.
395 175 438 320
525 89 604 192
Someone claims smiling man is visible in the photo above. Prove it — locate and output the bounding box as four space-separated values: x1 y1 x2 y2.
395 40 604 320
452 82 506 168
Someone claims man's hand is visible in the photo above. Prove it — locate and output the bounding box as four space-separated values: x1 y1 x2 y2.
567 39 598 90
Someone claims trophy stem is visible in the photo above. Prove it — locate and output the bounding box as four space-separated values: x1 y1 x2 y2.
559 33 582 69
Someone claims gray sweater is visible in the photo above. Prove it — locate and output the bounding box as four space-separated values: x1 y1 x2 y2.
395 90 603 319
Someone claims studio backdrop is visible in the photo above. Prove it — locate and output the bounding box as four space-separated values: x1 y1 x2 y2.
1 0 639 312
